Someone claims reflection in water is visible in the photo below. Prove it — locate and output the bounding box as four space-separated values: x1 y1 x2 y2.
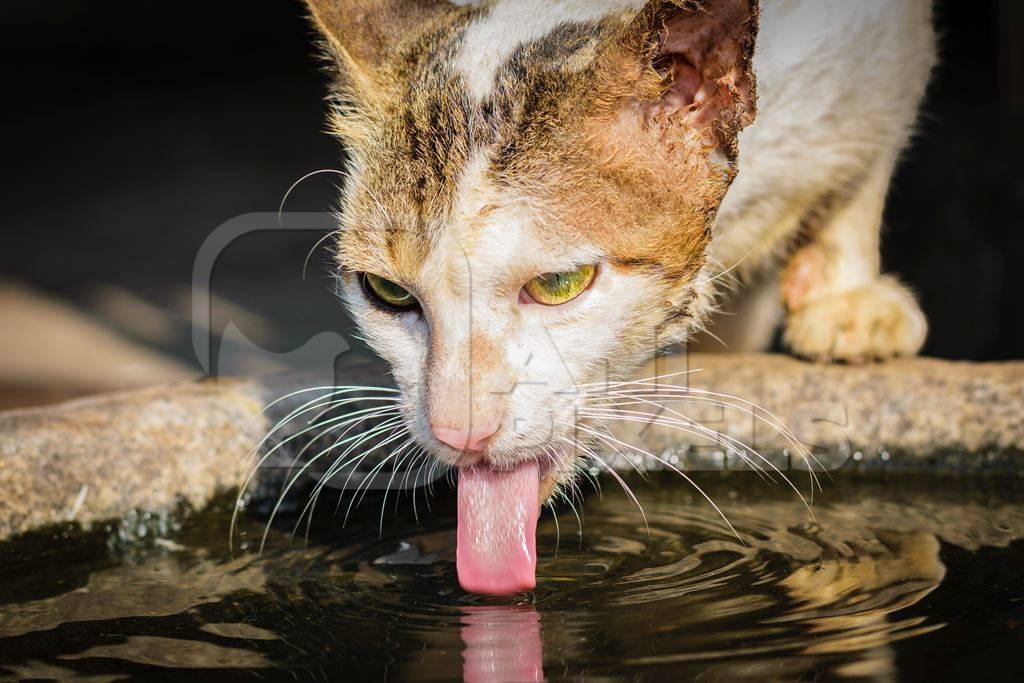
60 635 273 669
0 555 265 639
461 606 543 683
0 477 1022 680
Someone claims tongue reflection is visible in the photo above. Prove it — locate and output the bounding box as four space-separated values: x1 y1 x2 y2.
456 460 540 595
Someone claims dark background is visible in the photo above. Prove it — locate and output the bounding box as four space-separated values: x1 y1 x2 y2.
1 0 1022 365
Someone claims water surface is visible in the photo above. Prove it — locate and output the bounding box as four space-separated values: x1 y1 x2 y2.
1 475 1022 680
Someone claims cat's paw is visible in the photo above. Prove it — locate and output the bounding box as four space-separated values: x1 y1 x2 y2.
783 276 927 363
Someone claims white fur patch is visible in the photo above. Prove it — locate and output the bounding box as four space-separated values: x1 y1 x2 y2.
451 0 643 103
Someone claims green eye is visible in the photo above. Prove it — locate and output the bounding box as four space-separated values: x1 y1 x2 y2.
522 265 597 306
363 273 418 310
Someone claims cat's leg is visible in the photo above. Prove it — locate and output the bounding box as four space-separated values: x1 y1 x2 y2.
781 156 927 362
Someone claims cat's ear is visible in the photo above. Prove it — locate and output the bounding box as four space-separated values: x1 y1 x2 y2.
593 0 758 166
303 0 453 90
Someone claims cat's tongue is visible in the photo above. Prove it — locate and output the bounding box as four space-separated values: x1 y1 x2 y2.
457 461 539 595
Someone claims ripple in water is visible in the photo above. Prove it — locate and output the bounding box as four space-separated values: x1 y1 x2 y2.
1 477 1023 680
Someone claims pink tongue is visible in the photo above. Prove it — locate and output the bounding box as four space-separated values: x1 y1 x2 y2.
457 461 540 595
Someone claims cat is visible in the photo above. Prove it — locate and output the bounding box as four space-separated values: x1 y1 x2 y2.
300 0 935 593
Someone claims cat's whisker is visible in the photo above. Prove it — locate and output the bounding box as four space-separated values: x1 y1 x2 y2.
302 229 342 280
308 420 411 518
231 393 401 552
250 386 401 461
591 394 821 509
545 444 568 487
270 416 405 548
278 404 404 489
389 448 425 524
576 405 817 521
556 446 585 516
422 457 447 519
259 416 405 553
691 248 757 289
540 446 565 542
547 496 562 554
579 407 774 483
279 165 392 253
582 395 782 482
347 331 373 346
277 168 348 224
294 416 410 543
559 488 584 547
300 395 402 437
343 431 417 528
312 433 416 541
274 397 401 458
558 434 650 540
294 423 411 544
268 405 404 536
377 438 422 536
589 383 825 494
540 442 583 549
699 325 731 349
424 456 445 504
261 384 399 419
346 445 409 531
405 448 431 523
393 445 427 523
239 394 380 496
572 422 743 543
578 457 603 498
578 367 702 392
600 383 814 462
571 419 652 485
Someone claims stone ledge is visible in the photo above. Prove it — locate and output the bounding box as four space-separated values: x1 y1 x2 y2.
607 354 1024 476
0 380 265 541
1 354 1022 540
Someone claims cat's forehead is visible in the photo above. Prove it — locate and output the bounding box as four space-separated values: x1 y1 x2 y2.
339 149 584 286
336 3 636 274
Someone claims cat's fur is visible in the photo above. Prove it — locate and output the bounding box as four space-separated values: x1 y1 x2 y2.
303 0 934 490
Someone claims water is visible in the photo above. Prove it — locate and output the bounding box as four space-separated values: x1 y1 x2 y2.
1 475 1023 681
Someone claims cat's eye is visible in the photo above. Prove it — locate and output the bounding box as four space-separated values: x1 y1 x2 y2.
362 273 418 310
522 265 597 306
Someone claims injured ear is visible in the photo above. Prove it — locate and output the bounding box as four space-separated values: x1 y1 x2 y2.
605 0 759 163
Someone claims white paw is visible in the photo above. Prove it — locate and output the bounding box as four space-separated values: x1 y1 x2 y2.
784 276 927 362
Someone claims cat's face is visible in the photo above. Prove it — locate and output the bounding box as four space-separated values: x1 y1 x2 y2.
308 0 757 494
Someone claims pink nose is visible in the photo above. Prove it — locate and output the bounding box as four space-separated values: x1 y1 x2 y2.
431 421 500 453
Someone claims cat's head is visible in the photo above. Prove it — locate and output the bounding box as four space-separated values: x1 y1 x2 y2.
306 0 758 492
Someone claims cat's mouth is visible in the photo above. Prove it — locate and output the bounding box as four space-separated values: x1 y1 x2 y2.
455 456 562 595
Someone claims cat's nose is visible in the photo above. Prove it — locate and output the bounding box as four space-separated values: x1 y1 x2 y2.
431 420 500 453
